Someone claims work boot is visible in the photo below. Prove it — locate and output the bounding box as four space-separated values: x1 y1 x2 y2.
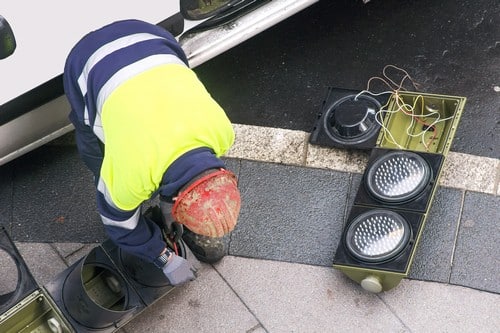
182 227 229 264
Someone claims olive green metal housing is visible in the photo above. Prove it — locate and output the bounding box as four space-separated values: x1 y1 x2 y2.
0 290 72 333
333 91 466 292
376 91 466 155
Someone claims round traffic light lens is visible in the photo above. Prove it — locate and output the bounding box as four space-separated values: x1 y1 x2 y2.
345 209 411 262
366 151 431 203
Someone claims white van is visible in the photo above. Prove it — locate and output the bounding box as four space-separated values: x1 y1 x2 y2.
0 0 318 166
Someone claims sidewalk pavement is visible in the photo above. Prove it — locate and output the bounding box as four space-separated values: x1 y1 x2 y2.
4 124 500 332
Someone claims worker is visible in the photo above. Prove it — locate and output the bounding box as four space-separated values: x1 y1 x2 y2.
63 19 241 286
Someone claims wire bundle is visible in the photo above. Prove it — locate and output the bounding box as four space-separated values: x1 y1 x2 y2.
354 65 455 151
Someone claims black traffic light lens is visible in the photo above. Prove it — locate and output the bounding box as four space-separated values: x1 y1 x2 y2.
345 209 411 262
366 151 431 203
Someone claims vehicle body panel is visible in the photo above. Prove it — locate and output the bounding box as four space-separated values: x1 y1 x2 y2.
0 1 183 104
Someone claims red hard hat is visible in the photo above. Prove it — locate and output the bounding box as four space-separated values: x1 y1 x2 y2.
171 169 241 237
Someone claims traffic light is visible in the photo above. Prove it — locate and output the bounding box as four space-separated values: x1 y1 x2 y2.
44 234 194 332
44 243 146 333
0 206 197 332
101 237 191 306
332 91 466 292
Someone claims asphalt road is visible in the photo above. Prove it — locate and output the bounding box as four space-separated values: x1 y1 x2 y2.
195 0 499 159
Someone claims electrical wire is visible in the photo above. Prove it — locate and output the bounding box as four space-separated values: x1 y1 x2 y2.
355 65 456 151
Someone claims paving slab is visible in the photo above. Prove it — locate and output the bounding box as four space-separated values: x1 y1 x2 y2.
15 242 68 286
215 256 409 333
56 242 100 266
228 125 307 165
345 173 362 227
51 242 89 258
121 263 260 333
441 153 500 194
380 279 500 333
409 187 462 283
230 160 349 266
450 192 500 293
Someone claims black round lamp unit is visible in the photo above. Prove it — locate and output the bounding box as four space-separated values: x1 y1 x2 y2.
323 94 382 146
345 209 411 263
309 88 389 150
366 151 432 204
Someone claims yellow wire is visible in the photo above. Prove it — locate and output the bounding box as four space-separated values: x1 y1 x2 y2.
359 64 457 151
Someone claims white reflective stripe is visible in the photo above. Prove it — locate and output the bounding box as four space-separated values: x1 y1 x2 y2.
77 74 87 100
102 207 141 230
93 123 105 142
97 176 121 210
77 33 165 97
95 53 186 114
97 177 140 230
83 106 90 126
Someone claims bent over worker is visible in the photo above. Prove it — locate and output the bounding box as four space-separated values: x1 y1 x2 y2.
63 19 241 286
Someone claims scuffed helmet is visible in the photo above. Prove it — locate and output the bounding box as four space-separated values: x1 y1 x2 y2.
172 169 241 237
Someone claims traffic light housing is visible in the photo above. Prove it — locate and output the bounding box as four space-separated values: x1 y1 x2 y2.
0 209 198 332
332 91 466 292
44 244 145 332
44 236 194 332
100 237 190 306
309 87 390 150
0 226 73 332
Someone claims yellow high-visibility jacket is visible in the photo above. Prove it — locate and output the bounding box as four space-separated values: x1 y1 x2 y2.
63 19 234 262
